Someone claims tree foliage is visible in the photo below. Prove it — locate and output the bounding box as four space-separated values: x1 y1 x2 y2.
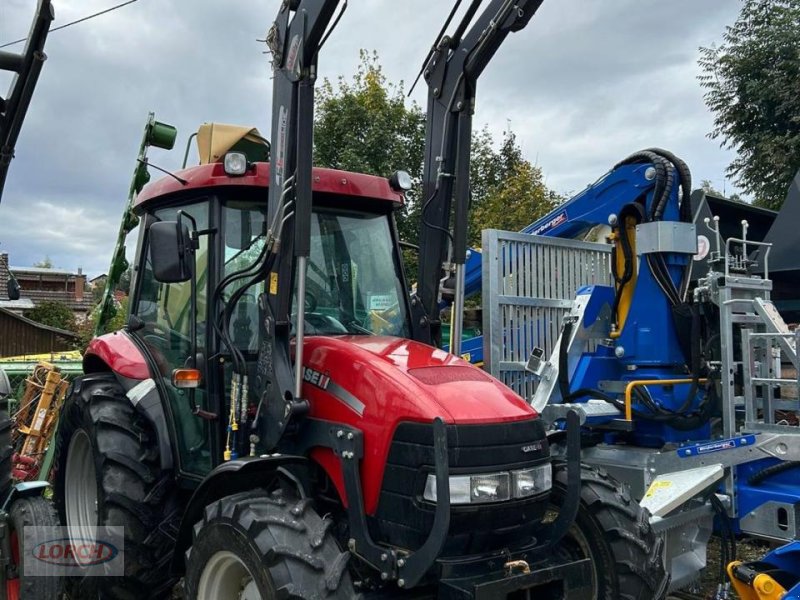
24 300 76 332
77 296 128 350
33 256 53 268
315 50 425 243
468 130 558 246
700 179 743 202
699 0 800 209
314 52 560 280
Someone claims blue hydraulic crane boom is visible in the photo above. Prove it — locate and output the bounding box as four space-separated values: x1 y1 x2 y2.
462 159 683 300
455 150 693 368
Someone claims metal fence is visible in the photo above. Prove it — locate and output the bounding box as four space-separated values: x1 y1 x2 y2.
481 229 612 399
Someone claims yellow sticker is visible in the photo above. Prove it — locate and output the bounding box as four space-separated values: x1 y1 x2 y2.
460 352 472 362
269 272 278 295
644 480 673 498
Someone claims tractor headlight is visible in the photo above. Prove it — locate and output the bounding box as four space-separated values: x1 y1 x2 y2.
423 464 551 505
223 151 248 176
512 464 552 498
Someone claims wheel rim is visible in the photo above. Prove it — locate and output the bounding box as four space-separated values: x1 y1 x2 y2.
545 508 600 597
197 551 261 600
64 429 99 563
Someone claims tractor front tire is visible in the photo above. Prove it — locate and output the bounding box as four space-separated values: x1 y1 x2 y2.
550 463 669 600
185 488 356 600
6 496 62 599
53 374 180 600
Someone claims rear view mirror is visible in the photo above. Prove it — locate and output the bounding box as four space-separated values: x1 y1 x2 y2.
149 221 194 283
6 275 20 301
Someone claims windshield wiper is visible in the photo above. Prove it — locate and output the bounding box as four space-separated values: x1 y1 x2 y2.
347 321 375 336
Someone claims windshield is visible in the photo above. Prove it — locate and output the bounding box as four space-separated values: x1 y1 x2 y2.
305 208 410 337
221 203 410 344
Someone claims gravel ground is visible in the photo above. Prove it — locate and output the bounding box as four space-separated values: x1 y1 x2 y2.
675 535 776 599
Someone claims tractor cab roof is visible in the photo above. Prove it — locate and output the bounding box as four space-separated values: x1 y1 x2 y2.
134 161 405 211
135 121 405 211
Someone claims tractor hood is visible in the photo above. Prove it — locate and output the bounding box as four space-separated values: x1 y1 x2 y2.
302 335 535 425
301 335 539 514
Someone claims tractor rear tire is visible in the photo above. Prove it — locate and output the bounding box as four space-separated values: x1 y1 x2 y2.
185 488 356 600
6 496 62 599
549 463 669 600
0 409 12 502
53 374 180 600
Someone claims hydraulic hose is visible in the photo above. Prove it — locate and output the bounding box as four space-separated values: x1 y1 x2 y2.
748 461 800 486
646 147 692 222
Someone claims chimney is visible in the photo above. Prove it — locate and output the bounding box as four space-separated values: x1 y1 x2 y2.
75 267 85 302
0 253 8 301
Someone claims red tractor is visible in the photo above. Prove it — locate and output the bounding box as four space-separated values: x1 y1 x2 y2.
52 1 666 598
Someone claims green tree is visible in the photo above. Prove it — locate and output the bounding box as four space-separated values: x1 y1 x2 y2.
700 179 743 202
468 130 560 246
24 300 76 332
472 156 558 243
315 50 425 244
77 296 129 350
699 0 800 209
33 256 53 268
701 179 723 196
313 53 561 281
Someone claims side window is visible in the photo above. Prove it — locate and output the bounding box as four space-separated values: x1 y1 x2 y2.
134 202 211 475
135 204 209 364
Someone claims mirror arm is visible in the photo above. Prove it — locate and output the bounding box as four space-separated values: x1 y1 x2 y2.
177 210 202 417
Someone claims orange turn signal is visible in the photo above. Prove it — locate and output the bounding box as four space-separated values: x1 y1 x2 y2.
172 368 202 389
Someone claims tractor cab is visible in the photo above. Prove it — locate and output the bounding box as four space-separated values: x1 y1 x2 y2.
128 125 411 475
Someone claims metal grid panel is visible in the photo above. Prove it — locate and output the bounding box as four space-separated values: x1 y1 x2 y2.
482 229 612 398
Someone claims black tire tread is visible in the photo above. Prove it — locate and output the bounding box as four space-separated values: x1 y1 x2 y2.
0 410 13 500
8 496 62 599
554 463 669 600
186 488 356 599
53 373 179 600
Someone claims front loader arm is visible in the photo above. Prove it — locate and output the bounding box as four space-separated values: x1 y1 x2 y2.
0 0 53 205
257 0 344 450
414 0 543 351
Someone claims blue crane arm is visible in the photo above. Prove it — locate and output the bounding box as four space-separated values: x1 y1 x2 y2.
521 163 654 237
463 162 657 299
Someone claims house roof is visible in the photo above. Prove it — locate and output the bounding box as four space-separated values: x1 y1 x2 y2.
0 298 35 310
21 290 94 311
9 266 78 276
0 307 78 338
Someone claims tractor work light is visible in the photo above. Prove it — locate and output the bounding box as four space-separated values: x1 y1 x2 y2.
223 151 248 176
423 463 551 505
388 170 413 192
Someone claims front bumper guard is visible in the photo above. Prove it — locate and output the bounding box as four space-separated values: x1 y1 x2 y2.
304 408 584 595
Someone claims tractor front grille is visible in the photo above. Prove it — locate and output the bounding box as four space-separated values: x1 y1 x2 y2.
370 417 551 557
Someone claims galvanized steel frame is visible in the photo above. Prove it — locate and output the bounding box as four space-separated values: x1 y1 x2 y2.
481 229 612 399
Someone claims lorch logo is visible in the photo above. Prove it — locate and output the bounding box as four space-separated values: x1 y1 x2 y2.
33 537 119 567
24 526 125 576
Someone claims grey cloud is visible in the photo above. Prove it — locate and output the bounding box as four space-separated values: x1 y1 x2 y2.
1 0 744 275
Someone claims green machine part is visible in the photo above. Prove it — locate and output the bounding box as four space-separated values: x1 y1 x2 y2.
94 113 177 337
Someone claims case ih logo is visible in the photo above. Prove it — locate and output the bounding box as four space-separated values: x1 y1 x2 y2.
33 537 119 567
303 367 330 390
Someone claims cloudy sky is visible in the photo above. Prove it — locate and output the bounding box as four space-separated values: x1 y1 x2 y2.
1 0 742 276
